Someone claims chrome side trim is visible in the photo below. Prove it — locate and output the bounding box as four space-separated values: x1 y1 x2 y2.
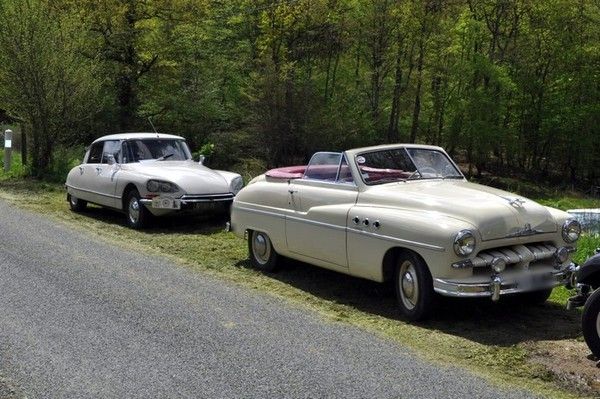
348 229 445 252
233 205 286 220
65 184 121 200
286 214 347 232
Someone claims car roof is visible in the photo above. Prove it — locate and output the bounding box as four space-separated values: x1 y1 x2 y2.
92 132 185 143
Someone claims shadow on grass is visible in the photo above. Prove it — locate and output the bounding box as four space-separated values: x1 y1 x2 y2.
74 204 229 235
241 257 581 347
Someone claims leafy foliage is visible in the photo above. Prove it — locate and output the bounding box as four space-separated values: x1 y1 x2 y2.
0 0 598 183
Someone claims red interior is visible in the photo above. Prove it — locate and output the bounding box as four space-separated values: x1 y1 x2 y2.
265 164 411 182
265 165 306 179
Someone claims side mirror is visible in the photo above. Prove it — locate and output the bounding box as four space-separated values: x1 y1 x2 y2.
106 154 116 165
198 155 205 165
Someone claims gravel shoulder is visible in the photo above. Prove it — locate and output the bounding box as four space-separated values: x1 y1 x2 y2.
0 199 542 398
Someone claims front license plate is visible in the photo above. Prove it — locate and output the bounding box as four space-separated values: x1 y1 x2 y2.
516 273 553 290
152 197 181 210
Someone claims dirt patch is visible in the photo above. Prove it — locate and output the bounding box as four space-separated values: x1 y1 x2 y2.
526 339 600 395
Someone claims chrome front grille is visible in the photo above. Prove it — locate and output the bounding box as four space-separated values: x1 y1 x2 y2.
471 243 556 268
180 193 234 203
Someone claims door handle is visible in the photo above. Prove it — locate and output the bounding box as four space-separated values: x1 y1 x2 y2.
79 166 84 174
288 189 298 194
95 167 102 174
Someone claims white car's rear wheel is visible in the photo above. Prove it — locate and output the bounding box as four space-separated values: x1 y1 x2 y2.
248 230 279 272
68 193 87 212
394 252 435 321
126 189 150 229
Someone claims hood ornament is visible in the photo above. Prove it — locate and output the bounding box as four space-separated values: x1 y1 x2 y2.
506 223 542 238
501 196 526 207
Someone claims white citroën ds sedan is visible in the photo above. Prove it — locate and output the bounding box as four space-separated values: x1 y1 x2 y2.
65 133 243 228
231 144 581 320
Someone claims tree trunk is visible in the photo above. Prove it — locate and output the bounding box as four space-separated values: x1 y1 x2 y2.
409 38 424 143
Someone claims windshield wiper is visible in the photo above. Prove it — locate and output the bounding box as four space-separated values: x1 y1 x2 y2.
156 153 174 161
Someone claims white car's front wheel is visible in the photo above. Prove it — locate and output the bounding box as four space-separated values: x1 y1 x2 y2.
394 252 435 321
125 189 151 229
248 230 280 272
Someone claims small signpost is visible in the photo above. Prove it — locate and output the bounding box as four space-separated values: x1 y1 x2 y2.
4 129 12 172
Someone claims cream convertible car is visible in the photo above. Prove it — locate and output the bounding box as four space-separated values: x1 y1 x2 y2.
231 144 581 320
66 133 243 228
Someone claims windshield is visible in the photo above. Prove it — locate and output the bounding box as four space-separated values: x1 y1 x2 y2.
126 139 191 162
356 148 463 185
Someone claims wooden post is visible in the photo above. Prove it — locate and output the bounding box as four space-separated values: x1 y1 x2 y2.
4 129 12 172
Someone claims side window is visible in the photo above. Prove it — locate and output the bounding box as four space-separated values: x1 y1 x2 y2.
303 152 342 182
336 156 355 185
87 142 104 164
102 140 121 163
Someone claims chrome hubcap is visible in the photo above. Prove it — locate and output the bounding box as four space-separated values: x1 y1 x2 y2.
402 273 415 298
399 261 419 310
70 196 77 206
128 197 140 224
252 232 271 265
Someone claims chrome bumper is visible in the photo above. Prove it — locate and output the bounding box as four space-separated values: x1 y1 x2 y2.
434 263 577 301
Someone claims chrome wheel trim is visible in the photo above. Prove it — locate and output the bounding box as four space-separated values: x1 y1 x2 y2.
399 260 419 310
128 197 140 225
70 195 78 207
252 232 271 265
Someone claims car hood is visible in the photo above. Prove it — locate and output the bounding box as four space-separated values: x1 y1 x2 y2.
359 180 559 241
125 161 231 194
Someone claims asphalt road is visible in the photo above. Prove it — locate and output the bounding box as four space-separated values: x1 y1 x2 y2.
0 200 537 399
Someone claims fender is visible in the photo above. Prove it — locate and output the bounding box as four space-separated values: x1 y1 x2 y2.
576 252 600 288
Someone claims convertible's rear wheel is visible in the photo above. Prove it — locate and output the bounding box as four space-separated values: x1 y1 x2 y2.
126 189 151 229
582 288 600 357
248 230 279 272
394 252 435 321
68 193 87 212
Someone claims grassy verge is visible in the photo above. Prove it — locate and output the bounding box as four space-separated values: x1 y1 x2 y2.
0 178 598 398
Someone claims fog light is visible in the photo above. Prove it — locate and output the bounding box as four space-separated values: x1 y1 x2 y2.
555 247 570 264
491 257 506 274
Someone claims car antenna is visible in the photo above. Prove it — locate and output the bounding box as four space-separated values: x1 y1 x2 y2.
148 116 159 137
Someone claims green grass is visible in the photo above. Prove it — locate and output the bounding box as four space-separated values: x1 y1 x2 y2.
0 176 598 398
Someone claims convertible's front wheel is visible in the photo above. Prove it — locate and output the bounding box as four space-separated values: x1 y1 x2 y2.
125 189 151 229
248 230 279 272
582 288 600 357
68 193 87 212
394 252 435 321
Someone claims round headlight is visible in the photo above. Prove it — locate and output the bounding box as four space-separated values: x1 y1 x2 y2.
147 180 160 192
453 230 476 257
230 176 243 194
562 220 581 243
